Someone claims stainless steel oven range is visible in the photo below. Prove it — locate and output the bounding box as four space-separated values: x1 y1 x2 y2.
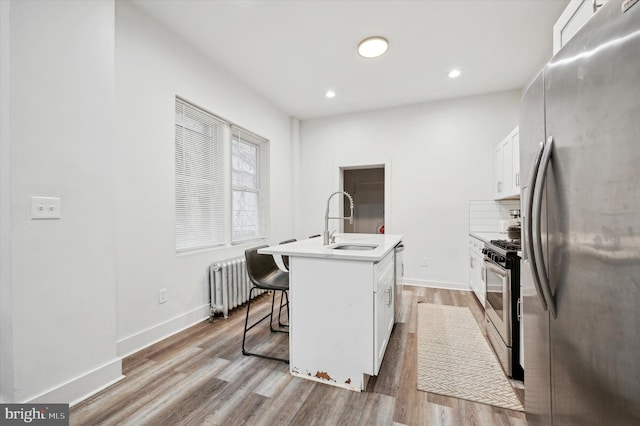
482 239 524 380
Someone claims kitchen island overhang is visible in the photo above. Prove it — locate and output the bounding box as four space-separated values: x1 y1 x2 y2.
260 233 403 391
261 233 403 263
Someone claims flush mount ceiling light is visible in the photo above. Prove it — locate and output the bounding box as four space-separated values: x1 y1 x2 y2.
357 36 389 59
325 90 336 98
448 69 461 79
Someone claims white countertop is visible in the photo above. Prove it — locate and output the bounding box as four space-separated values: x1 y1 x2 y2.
260 233 403 262
469 232 507 244
471 232 523 257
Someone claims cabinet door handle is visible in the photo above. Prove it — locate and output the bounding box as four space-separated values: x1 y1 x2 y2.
593 0 604 12
470 256 474 268
387 287 393 307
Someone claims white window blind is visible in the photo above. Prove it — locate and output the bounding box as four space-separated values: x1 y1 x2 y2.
175 98 225 251
231 126 267 243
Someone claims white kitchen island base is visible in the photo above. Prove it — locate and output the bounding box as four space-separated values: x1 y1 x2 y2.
261 233 401 391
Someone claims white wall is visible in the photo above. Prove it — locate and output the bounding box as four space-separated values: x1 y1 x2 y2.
299 91 520 288
114 3 294 356
0 0 14 403
1 0 121 403
0 0 294 404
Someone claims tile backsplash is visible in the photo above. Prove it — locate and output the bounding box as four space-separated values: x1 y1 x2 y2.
469 200 521 233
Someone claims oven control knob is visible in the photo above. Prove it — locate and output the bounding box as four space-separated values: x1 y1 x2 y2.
482 248 487 255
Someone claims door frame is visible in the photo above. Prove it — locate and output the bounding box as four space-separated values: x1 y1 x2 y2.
332 159 392 233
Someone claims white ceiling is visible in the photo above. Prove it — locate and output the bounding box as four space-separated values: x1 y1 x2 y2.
131 0 569 120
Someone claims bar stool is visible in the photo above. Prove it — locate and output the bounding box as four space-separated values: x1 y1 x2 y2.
242 245 290 363
279 238 297 271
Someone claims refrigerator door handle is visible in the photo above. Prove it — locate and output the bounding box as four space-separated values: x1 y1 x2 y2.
526 140 549 311
532 136 557 318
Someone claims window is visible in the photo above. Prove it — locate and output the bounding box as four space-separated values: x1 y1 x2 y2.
175 99 225 251
231 127 267 243
174 97 268 251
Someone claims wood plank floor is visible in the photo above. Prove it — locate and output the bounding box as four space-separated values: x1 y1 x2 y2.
71 286 527 425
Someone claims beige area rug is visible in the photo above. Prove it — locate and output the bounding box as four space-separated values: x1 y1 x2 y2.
416 302 524 412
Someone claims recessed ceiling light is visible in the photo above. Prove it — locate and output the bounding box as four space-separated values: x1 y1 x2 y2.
325 90 336 98
448 69 461 79
357 36 389 59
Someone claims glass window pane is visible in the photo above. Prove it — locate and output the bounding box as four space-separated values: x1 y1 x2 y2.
232 138 258 190
232 190 259 240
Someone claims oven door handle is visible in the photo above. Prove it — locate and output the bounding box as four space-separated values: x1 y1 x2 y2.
532 136 557 318
484 260 507 278
525 140 549 312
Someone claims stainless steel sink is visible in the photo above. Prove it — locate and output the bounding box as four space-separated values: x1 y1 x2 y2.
332 244 378 251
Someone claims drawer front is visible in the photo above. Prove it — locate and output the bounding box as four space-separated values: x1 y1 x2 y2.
376 252 394 292
469 236 484 255
376 251 394 275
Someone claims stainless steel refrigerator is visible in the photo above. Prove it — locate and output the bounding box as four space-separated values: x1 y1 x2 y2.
519 0 640 425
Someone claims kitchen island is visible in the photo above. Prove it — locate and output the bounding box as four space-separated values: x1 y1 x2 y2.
260 233 403 391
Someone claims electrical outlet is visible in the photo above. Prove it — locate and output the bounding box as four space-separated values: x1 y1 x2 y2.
421 257 428 267
30 196 61 219
159 288 168 304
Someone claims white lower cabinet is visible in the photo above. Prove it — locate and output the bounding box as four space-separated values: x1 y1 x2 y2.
289 249 396 391
468 236 486 307
374 252 395 373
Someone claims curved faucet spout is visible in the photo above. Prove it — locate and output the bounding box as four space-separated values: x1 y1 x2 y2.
323 191 355 245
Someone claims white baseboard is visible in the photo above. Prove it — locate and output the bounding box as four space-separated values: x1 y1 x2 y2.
116 304 210 358
402 278 471 291
27 358 123 405
26 305 210 405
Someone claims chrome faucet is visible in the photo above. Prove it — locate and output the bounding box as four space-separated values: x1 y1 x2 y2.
323 191 355 245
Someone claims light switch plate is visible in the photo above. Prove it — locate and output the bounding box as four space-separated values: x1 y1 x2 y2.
31 196 61 219
159 288 168 304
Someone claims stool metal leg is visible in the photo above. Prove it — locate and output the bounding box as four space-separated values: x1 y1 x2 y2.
269 291 289 334
277 290 289 328
242 287 289 363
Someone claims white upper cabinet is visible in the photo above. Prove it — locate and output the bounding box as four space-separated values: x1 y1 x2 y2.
512 130 520 193
553 0 606 55
494 127 520 200
493 144 504 199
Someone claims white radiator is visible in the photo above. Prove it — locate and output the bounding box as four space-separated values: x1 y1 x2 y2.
209 256 265 320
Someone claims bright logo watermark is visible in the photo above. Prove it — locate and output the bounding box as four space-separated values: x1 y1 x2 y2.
1 404 68 425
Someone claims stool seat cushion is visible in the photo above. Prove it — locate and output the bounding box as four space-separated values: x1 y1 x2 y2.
254 269 289 291
245 245 290 291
